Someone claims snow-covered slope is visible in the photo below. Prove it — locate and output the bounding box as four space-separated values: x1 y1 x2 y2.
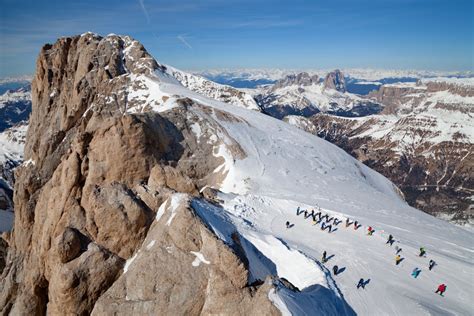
164 65 260 111
0 87 31 131
0 123 27 230
121 52 473 315
286 78 474 226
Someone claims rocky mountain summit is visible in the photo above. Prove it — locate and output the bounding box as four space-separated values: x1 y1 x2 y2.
255 70 382 119
286 78 474 225
0 33 291 315
323 69 346 92
1 34 472 316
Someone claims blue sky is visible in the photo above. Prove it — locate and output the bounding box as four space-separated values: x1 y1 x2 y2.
0 0 472 77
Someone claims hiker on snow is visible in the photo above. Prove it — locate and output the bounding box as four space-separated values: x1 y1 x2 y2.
395 246 402 254
296 207 303 216
429 260 436 271
333 265 339 275
322 251 327 263
345 218 353 227
411 268 421 278
357 278 365 289
354 221 360 230
367 226 375 236
395 255 403 265
386 234 394 245
435 284 447 296
419 247 426 257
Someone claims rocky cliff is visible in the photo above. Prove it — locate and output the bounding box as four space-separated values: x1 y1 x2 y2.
323 69 346 92
0 34 281 315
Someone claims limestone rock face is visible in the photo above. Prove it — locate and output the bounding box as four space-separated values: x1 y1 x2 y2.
92 196 279 315
323 69 346 92
0 34 280 315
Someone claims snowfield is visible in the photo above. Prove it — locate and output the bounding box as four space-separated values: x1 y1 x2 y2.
122 62 474 315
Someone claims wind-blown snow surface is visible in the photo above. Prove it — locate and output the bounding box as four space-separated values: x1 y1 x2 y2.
123 65 473 315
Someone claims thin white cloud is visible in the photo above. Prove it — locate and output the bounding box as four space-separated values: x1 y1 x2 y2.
177 35 193 49
137 0 151 24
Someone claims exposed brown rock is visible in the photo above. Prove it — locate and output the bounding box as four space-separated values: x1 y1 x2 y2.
0 33 280 315
92 196 279 315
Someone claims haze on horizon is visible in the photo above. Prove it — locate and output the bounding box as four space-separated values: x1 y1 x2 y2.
0 0 472 77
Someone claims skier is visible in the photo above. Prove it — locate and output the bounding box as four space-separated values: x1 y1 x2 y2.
395 246 402 254
304 210 308 218
321 222 326 231
333 265 339 275
367 226 375 236
411 267 421 278
285 221 291 229
354 221 360 230
345 218 353 227
326 216 334 223
429 260 436 271
322 251 327 263
357 278 365 289
305 210 314 219
386 234 395 246
419 247 426 257
395 255 403 265
435 284 447 296
296 206 303 216
333 218 341 225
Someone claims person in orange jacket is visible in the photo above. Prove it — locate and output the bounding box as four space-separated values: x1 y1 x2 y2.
395 255 403 265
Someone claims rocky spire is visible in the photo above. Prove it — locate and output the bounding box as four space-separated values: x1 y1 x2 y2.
323 69 346 92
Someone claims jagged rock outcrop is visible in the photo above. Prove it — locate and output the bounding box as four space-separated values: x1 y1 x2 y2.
323 69 346 92
0 34 281 315
270 72 319 91
92 195 278 315
285 79 474 225
256 70 381 119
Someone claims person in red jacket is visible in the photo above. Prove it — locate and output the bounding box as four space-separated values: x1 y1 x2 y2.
435 284 447 296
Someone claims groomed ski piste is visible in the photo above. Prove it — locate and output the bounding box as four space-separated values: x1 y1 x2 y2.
88 37 474 315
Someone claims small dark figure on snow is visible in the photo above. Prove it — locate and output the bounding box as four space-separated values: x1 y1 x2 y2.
285 221 291 229
395 246 402 254
386 234 394 246
346 218 354 227
357 278 365 289
334 218 341 226
304 210 308 218
326 216 334 223
435 284 447 296
296 207 303 216
411 267 421 278
419 247 426 257
322 251 327 263
367 226 375 236
333 265 339 275
354 221 360 230
429 260 436 271
395 255 403 265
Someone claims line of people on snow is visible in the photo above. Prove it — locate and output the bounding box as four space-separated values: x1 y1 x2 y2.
292 206 447 297
293 207 343 233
